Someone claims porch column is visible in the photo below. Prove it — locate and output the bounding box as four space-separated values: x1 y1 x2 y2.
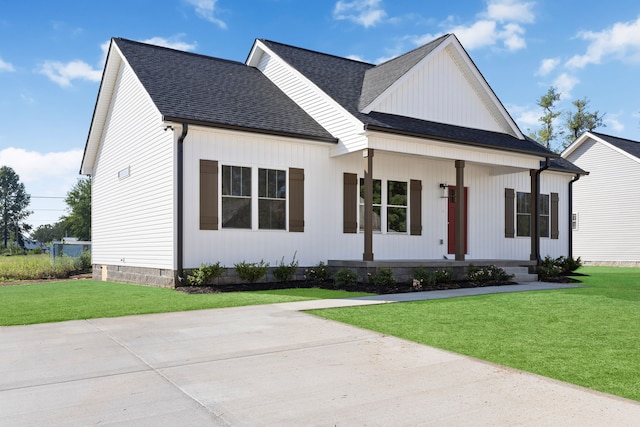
455 160 465 261
363 149 374 261
529 169 538 261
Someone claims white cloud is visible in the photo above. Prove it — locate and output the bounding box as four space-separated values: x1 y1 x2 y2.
553 73 580 99
0 57 14 72
508 103 541 129
186 0 227 29
566 16 640 69
412 0 535 52
484 0 535 24
500 23 526 51
536 57 560 76
605 114 624 132
141 36 197 51
451 20 498 50
333 0 387 28
0 148 84 227
39 60 102 87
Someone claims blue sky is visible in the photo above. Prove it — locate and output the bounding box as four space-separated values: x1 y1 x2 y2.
1 0 640 230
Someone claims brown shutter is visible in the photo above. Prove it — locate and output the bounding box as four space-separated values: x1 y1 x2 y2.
410 179 422 235
200 160 218 230
551 192 559 239
343 173 358 233
289 168 304 232
505 188 515 238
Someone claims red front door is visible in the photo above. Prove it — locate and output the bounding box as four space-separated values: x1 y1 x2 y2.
447 186 468 254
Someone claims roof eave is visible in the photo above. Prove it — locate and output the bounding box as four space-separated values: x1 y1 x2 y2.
365 125 559 159
162 116 338 144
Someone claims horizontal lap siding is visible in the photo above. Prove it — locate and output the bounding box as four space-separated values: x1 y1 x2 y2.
92 62 174 269
568 139 640 262
257 52 367 153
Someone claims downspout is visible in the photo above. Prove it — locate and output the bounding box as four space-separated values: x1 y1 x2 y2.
534 157 550 265
176 123 189 284
568 173 581 258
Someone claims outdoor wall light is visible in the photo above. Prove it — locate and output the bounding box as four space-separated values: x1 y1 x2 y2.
439 183 448 198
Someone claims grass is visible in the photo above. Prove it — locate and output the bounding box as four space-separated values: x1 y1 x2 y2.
0 254 82 281
312 266 640 401
0 280 371 326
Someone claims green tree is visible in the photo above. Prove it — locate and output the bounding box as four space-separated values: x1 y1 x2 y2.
62 177 91 241
531 86 562 151
31 221 67 243
564 97 605 148
0 166 31 249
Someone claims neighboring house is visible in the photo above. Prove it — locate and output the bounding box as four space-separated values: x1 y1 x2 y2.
562 131 640 265
81 34 584 287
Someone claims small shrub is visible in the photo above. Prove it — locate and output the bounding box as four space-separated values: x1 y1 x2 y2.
334 268 359 288
234 260 269 283
557 256 582 274
30 248 43 255
371 267 397 290
412 267 452 289
305 261 331 283
273 253 299 282
74 250 92 272
187 262 225 286
467 264 512 284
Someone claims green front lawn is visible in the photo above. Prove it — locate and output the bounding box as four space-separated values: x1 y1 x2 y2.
0 280 370 326
312 266 640 401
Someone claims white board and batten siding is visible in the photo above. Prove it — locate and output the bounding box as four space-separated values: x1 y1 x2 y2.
254 45 367 155
369 46 503 134
566 138 640 262
91 60 175 270
183 127 572 268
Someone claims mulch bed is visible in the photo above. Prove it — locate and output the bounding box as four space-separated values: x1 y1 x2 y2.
176 279 521 295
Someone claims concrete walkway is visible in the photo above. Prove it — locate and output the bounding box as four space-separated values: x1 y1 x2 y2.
1 283 639 426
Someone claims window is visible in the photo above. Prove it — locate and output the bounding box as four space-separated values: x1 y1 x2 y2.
572 213 578 230
258 168 286 230
539 194 550 238
359 178 381 231
387 181 407 232
516 192 530 237
359 179 408 233
222 165 251 228
516 192 550 237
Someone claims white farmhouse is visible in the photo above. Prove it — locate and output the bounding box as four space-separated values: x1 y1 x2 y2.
562 131 640 265
81 34 584 286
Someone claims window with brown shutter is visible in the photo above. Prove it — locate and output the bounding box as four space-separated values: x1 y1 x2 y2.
289 168 304 232
343 173 358 233
200 160 219 230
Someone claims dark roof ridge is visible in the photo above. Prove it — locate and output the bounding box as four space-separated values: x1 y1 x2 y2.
373 33 450 68
591 131 640 144
113 37 246 67
258 39 375 66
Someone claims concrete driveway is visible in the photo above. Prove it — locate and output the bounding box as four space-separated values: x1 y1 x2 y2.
1 294 639 426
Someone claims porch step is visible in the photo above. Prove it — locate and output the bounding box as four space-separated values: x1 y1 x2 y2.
503 266 538 282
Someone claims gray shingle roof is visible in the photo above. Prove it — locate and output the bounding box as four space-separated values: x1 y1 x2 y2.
114 38 335 142
592 131 640 160
359 34 448 110
544 157 587 174
261 39 558 159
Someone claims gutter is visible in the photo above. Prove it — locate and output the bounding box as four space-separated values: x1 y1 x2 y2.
533 157 550 265
568 173 581 258
176 123 189 284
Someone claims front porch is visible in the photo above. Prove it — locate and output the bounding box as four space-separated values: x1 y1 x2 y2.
328 259 538 283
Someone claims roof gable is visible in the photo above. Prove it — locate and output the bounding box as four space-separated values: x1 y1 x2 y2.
360 34 523 138
563 131 640 165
